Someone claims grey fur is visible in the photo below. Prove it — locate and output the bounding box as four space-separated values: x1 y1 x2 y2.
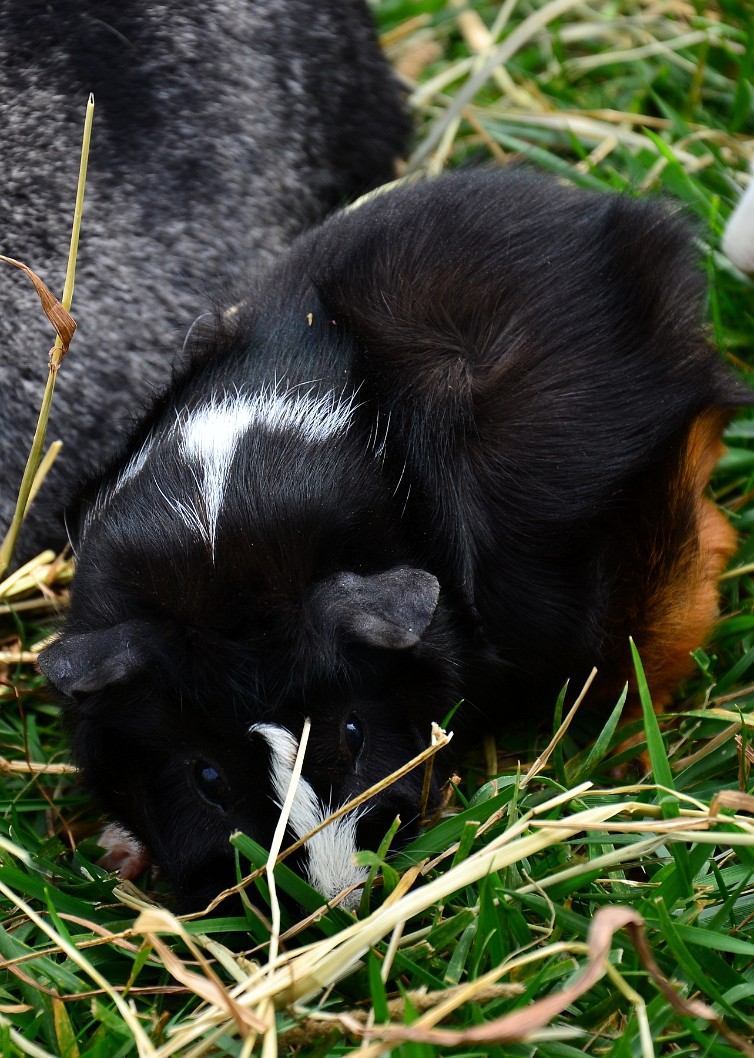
0 0 409 559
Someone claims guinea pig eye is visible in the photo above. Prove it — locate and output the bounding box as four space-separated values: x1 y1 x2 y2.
192 761 231 811
344 715 364 762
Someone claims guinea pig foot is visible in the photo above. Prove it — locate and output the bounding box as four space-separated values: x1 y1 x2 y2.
97 823 153 880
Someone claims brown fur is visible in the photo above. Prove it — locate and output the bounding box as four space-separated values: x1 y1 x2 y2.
625 409 735 714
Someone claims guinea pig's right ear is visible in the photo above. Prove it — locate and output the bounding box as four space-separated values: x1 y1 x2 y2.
308 567 440 650
39 619 153 697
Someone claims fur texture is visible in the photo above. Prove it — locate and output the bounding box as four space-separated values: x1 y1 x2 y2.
0 0 409 558
41 168 751 911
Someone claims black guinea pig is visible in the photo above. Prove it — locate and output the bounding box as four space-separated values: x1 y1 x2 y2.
41 167 751 912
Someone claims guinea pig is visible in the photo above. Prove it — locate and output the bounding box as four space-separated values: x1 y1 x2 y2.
723 157 754 273
0 0 409 562
40 167 751 912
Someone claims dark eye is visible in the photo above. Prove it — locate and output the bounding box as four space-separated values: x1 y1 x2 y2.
192 761 231 811
344 715 364 762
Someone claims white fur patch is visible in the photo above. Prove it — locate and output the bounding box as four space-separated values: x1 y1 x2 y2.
90 385 355 549
178 395 256 553
723 160 754 273
242 383 357 445
176 386 355 553
250 722 368 910
114 435 156 490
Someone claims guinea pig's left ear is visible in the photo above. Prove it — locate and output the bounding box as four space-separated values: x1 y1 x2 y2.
39 619 153 697
309 566 440 650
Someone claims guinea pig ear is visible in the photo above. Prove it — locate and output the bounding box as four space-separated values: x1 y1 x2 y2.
39 619 153 697
310 567 440 650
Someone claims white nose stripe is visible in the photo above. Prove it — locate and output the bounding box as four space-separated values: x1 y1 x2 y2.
250 722 368 907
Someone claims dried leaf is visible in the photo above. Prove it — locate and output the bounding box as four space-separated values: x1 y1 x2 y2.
0 256 76 356
136 909 267 1035
145 933 267 1036
711 788 754 815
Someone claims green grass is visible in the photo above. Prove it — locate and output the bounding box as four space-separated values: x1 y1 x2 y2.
3 1 754 1055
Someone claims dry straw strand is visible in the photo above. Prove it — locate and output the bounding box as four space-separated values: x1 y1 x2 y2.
0 94 93 578
409 0 590 170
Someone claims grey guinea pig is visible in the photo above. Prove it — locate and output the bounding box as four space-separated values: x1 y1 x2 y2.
0 0 410 561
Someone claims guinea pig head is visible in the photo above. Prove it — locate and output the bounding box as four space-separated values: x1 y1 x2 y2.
40 557 457 912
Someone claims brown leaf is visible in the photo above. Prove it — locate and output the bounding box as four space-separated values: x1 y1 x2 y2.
0 255 76 356
144 932 267 1035
711 788 754 815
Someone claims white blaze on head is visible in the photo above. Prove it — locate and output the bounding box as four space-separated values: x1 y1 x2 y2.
155 384 355 554
179 394 257 553
723 159 754 273
250 722 368 910
241 384 357 445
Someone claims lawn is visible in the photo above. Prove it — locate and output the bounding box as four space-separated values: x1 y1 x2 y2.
2 1 754 1055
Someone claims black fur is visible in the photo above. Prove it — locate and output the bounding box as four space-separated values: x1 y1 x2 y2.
41 168 751 910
